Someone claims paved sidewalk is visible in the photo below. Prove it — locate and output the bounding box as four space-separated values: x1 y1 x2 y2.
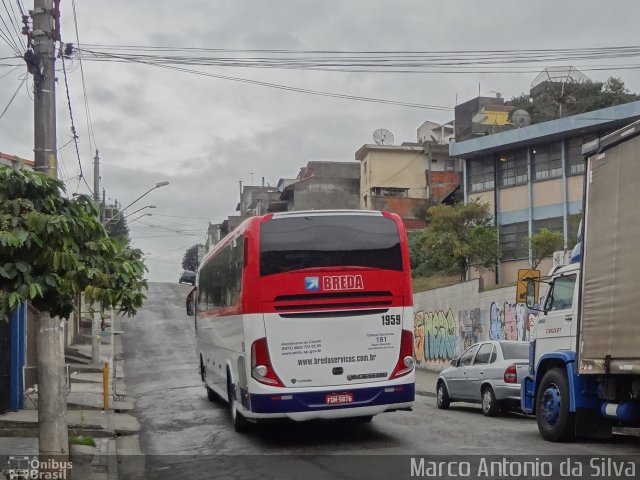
414 368 440 398
0 312 136 480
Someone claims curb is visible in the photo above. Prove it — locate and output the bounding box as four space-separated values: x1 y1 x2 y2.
415 390 436 399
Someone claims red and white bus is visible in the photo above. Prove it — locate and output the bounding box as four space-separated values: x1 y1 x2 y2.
189 210 415 431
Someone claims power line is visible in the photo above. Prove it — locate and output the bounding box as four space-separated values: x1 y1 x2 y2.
2 0 24 50
70 0 97 157
0 74 25 119
74 49 453 111
0 19 20 54
60 50 93 196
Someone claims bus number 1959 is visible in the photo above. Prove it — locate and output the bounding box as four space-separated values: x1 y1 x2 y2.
381 314 401 326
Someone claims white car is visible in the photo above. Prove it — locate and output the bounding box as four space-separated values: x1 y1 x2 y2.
436 340 529 416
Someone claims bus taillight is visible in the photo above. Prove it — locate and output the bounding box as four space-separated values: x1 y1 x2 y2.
390 330 415 379
251 337 284 387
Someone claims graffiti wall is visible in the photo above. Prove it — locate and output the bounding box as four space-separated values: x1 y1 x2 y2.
413 279 539 370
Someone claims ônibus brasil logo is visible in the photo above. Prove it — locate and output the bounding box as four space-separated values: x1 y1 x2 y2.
305 275 364 291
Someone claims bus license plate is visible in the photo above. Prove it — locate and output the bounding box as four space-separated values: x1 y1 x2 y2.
326 393 353 404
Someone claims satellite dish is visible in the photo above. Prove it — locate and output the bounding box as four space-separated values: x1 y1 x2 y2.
511 110 531 128
373 128 394 146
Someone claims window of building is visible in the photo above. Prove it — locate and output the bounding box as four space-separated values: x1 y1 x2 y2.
532 142 562 180
566 134 596 175
444 159 456 172
371 187 409 197
500 221 529 261
498 149 528 187
533 216 564 235
467 156 495 193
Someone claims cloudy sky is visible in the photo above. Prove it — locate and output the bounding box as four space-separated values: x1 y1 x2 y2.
2 0 640 282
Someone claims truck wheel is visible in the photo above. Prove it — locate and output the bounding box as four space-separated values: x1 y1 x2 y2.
536 368 575 442
227 373 251 433
481 387 500 417
436 381 450 409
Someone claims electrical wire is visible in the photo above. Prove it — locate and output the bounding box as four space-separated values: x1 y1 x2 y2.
60 51 94 196
2 0 24 50
70 0 98 157
0 3 21 53
0 74 24 119
0 63 18 78
74 49 452 111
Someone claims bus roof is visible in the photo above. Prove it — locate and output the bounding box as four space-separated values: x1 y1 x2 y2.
271 209 384 218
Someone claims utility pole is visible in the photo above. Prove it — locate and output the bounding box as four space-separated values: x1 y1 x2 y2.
93 150 100 203
31 0 69 461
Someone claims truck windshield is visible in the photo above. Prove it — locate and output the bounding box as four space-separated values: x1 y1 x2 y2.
500 343 529 360
259 215 402 276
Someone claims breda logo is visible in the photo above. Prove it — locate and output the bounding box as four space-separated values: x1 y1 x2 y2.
322 275 364 291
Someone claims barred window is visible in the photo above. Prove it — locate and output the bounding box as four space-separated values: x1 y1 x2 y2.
532 142 562 180
467 156 495 193
500 221 529 261
533 216 564 234
372 187 409 197
498 149 528 187
566 135 596 175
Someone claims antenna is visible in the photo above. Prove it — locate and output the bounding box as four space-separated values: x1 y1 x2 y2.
530 66 591 119
373 128 395 146
511 110 532 128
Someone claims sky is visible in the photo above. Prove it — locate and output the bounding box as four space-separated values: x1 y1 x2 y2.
2 0 640 282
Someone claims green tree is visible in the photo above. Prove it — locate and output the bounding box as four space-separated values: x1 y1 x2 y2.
104 213 129 241
530 228 565 269
420 200 500 282
0 166 148 320
509 76 640 124
182 243 204 271
408 230 429 277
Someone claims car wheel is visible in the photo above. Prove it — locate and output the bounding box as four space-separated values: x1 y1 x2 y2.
536 368 575 442
436 381 450 409
481 387 500 417
227 372 251 433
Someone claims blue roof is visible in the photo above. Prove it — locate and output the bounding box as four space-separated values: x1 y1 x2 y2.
450 101 640 158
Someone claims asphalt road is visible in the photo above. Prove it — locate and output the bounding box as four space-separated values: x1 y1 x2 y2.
119 282 640 480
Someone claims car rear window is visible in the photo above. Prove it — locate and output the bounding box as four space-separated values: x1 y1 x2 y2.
500 342 529 360
260 215 402 276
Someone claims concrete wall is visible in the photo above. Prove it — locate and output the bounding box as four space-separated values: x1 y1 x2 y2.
412 279 542 371
290 178 360 210
360 149 428 207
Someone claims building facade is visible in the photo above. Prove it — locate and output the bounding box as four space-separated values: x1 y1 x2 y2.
450 101 640 285
278 161 360 211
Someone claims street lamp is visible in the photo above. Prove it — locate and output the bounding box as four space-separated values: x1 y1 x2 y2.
103 181 169 225
128 213 152 224
122 205 156 220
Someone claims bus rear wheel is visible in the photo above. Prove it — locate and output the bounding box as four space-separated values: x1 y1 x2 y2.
227 373 251 433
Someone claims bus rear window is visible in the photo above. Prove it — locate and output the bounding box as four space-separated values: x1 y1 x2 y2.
259 215 403 276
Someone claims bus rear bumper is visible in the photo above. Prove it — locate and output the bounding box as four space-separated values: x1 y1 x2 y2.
245 382 414 420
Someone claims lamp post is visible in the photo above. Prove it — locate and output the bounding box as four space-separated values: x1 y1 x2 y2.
103 181 169 225
128 212 152 224
122 205 156 220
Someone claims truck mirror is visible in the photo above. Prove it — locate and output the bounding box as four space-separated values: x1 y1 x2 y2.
526 279 536 309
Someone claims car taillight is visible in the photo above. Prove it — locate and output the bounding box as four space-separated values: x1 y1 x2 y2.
504 365 518 384
251 338 284 387
390 330 414 379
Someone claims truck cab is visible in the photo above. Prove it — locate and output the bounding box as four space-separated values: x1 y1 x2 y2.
532 263 579 368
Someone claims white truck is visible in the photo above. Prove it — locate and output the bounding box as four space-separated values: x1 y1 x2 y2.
522 120 640 441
